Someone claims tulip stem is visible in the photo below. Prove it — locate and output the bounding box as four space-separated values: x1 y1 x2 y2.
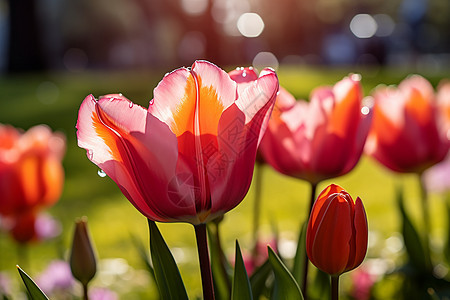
194 223 215 300
252 161 263 260
302 182 318 299
418 174 432 266
331 275 339 300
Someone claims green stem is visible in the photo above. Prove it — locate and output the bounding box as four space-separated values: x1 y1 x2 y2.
418 174 430 238
331 275 339 300
252 162 263 260
302 182 318 299
194 224 215 300
418 173 432 267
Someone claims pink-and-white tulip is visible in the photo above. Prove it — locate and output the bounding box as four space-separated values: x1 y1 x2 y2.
259 75 371 184
77 60 278 224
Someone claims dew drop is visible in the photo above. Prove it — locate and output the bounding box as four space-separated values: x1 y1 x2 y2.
149 99 154 105
242 71 247 78
129 102 133 108
350 73 362 81
97 169 107 178
118 93 123 97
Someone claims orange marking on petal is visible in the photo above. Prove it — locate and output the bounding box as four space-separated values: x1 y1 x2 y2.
171 74 196 137
92 110 123 163
199 84 225 136
405 88 433 126
329 84 360 138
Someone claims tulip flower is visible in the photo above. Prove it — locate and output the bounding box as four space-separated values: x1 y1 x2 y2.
365 75 449 174
306 184 368 300
0 124 65 217
306 184 368 276
259 74 371 185
76 60 278 224
77 60 278 299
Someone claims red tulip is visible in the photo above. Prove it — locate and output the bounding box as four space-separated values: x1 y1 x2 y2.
76 60 278 224
259 75 371 184
0 124 65 217
365 75 449 174
306 184 368 276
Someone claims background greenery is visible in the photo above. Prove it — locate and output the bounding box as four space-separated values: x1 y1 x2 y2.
0 65 448 299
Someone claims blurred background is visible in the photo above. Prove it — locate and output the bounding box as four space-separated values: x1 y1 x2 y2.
0 0 449 299
1 0 450 73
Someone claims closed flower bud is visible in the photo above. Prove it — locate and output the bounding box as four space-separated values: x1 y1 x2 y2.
70 217 97 286
306 184 368 276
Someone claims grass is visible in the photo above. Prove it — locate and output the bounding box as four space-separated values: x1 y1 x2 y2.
0 65 448 299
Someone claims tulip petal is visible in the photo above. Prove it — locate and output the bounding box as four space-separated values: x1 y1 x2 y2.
150 60 237 138
346 197 368 271
209 69 278 214
309 194 353 275
77 94 198 222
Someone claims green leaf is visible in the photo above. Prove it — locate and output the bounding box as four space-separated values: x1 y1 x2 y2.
231 240 253 300
207 223 231 300
148 220 188 300
445 199 450 265
292 221 307 285
250 258 272 299
397 188 431 272
16 266 49 300
268 246 304 300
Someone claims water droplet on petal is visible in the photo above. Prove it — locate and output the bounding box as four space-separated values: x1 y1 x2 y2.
242 71 247 78
118 93 123 97
149 99 154 106
350 73 362 81
97 169 107 178
129 102 133 108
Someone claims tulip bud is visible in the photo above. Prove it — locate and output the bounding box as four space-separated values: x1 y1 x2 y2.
306 184 368 276
70 217 97 286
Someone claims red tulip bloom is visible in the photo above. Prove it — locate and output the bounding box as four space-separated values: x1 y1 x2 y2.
365 75 449 174
259 75 371 184
77 60 278 224
0 124 65 217
306 184 368 276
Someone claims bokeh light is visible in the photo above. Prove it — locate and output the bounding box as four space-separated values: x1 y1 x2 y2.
252 51 278 70
237 13 265 38
181 0 208 16
350 14 378 39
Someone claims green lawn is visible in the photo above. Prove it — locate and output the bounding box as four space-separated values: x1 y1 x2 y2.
0 65 448 299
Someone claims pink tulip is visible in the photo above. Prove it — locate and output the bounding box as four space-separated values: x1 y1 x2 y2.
365 75 449 173
259 75 371 184
77 60 278 224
